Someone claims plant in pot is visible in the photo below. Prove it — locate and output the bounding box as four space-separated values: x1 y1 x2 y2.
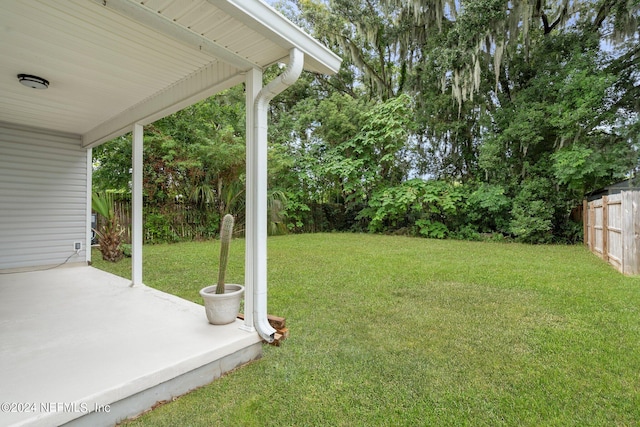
200 214 244 325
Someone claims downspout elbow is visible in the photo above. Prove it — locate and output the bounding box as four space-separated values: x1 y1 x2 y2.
253 48 304 343
255 48 304 110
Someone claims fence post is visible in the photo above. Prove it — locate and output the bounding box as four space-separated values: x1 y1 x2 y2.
589 201 595 252
622 191 640 275
602 195 609 262
583 199 588 246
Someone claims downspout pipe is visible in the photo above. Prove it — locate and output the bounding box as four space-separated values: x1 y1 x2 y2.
253 48 304 342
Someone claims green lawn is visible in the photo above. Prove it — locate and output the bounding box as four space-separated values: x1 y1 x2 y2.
92 234 640 426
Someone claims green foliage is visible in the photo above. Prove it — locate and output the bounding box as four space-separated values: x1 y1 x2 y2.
360 179 464 238
92 191 124 262
415 219 449 239
466 184 511 234
268 92 369 212
509 178 555 244
92 136 132 193
91 1 639 245
551 145 594 192
510 201 554 244
93 88 248 243
474 29 638 243
137 205 220 244
279 192 310 232
144 213 179 244
321 94 414 207
143 95 246 218
91 191 115 221
121 243 132 258
552 141 634 197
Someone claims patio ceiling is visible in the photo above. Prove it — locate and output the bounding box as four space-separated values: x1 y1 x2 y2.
0 0 341 147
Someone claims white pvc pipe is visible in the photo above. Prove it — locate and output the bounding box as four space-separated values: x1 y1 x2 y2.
252 48 304 342
242 68 260 333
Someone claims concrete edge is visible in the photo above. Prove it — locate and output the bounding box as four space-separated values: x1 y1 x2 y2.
21 341 263 427
65 342 263 427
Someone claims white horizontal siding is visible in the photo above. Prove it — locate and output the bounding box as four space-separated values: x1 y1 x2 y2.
0 124 88 270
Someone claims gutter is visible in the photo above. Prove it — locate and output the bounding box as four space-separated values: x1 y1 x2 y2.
253 48 304 342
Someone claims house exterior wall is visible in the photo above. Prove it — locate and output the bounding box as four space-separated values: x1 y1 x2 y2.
0 123 88 270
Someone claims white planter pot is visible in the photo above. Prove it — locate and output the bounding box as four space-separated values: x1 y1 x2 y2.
199 284 244 325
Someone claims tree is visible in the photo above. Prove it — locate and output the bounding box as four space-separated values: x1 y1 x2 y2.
92 191 124 262
151 87 246 219
93 0 639 241
92 88 248 242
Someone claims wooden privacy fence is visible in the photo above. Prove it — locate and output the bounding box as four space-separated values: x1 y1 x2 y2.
94 200 222 244
584 191 640 275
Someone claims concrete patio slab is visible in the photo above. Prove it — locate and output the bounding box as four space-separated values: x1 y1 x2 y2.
0 266 262 427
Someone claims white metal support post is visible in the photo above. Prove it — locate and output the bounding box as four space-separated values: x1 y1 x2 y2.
242 68 262 332
86 148 93 264
132 123 144 286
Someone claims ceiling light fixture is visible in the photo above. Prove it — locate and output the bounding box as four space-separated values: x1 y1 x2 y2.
17 74 49 90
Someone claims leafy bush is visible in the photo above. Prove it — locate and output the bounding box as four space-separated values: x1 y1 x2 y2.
121 243 132 257
416 219 449 239
509 178 555 243
556 219 584 244
466 183 511 234
360 179 464 237
450 224 482 241
510 201 554 243
144 213 179 243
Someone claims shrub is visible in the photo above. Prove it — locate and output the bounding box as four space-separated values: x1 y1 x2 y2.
509 178 555 243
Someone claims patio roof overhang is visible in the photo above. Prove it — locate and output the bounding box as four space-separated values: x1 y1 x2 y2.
0 0 340 341
0 0 341 147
